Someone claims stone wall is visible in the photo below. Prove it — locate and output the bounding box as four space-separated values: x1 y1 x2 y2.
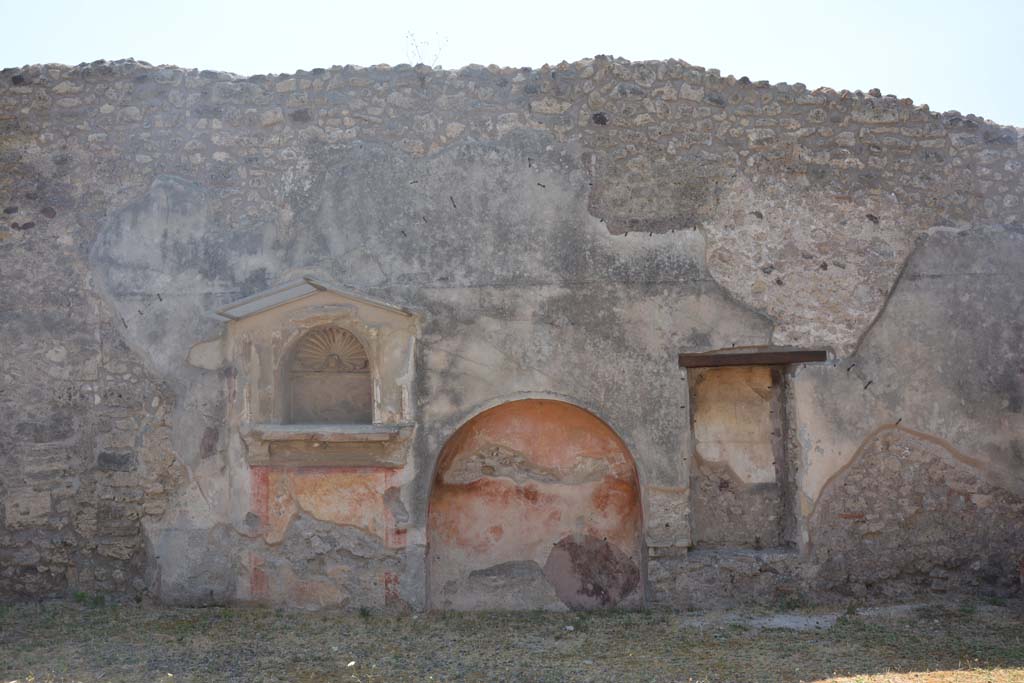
810 429 1024 599
0 55 1021 608
0 234 184 597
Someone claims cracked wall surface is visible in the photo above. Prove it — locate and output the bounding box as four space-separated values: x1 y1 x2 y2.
1 55 1022 608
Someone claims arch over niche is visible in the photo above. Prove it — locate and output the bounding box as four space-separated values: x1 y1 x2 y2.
427 399 644 610
285 325 372 424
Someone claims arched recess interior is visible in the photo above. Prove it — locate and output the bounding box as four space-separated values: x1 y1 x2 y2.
285 325 372 424
427 399 644 610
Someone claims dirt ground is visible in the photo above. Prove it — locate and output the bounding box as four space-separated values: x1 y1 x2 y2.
1 598 1022 682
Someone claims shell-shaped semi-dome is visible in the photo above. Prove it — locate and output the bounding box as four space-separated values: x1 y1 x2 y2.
292 327 369 372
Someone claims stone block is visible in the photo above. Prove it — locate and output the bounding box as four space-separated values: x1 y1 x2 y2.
3 488 52 528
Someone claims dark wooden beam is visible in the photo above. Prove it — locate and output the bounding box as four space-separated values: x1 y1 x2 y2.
679 347 828 368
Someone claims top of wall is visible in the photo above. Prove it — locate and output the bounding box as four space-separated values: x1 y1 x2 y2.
1 55 1021 132
2 53 1022 356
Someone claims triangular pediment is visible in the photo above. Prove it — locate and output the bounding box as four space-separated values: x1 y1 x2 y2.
214 277 417 321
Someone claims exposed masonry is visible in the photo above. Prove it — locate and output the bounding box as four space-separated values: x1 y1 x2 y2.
810 429 1024 599
0 55 1021 609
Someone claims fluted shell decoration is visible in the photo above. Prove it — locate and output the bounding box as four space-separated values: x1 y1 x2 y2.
292 327 369 372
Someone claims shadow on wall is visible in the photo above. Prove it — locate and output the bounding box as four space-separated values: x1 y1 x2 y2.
427 399 643 611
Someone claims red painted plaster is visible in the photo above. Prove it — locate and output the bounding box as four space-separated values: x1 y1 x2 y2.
428 399 643 609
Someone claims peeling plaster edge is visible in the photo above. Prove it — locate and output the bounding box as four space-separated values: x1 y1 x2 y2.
851 224 1020 358
84 184 227 542
804 422 1024 556
848 231 928 358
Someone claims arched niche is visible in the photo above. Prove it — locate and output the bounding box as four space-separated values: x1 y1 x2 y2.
213 278 419 468
285 325 372 424
427 399 644 611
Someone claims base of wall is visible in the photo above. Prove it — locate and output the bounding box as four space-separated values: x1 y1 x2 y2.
649 547 1023 610
649 548 806 610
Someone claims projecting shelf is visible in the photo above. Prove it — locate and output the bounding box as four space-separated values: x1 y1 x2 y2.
240 423 415 468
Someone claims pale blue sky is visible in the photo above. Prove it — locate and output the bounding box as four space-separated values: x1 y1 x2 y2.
2 0 1022 125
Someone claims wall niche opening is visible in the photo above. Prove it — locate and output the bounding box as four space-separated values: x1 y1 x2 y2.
286 326 372 424
679 346 827 551
217 278 419 468
686 365 795 549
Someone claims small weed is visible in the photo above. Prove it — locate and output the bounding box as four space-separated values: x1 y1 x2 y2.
71 591 106 608
913 604 952 621
359 606 371 619
773 593 808 611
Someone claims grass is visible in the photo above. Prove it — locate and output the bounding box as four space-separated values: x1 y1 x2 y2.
0 599 1021 682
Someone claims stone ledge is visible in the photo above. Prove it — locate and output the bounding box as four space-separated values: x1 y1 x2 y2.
241 423 414 468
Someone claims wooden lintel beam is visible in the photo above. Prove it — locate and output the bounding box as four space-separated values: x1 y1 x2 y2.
678 348 828 368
